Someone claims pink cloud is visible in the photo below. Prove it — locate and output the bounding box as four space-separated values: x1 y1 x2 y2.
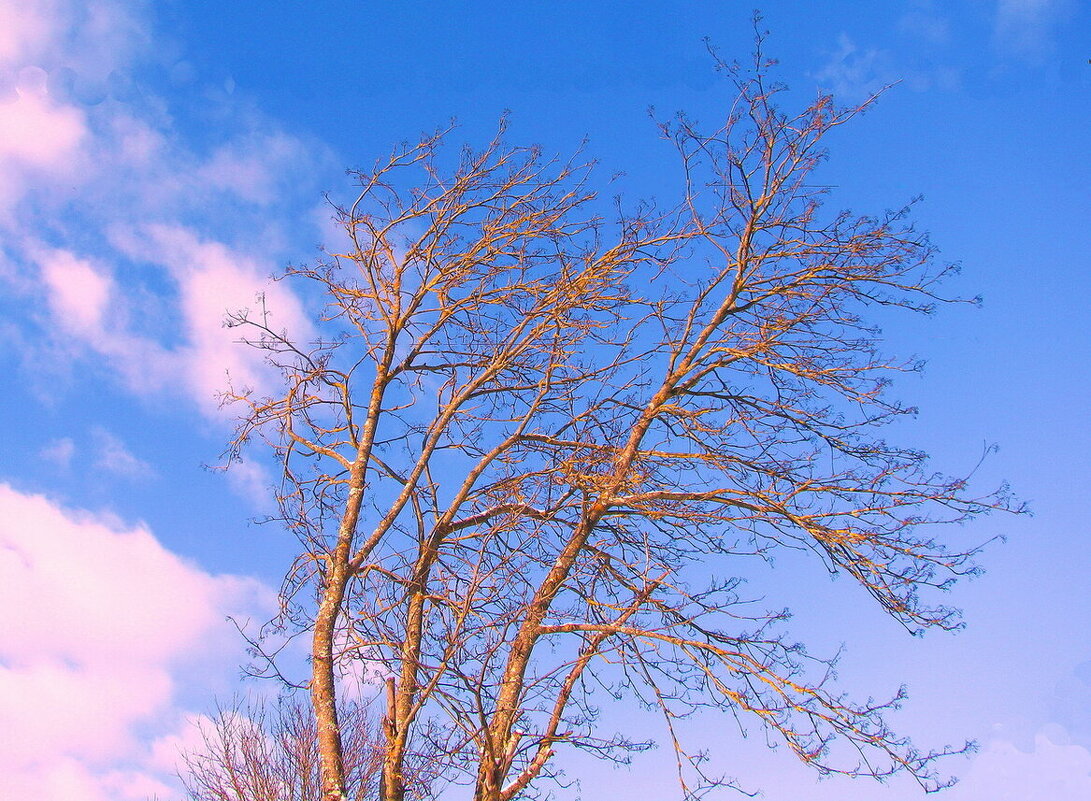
38 247 111 334
198 131 314 206
0 83 86 214
0 484 274 799
26 226 314 422
0 0 151 77
0 74 85 165
0 1 60 64
137 223 315 413
28 243 177 395
0 0 331 423
950 729 1091 800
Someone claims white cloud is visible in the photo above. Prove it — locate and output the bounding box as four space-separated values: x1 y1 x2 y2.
20 222 314 416
0 0 151 80
0 69 85 165
0 483 273 800
0 0 152 217
197 131 316 206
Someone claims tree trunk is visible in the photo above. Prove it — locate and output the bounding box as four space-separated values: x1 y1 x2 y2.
312 570 349 801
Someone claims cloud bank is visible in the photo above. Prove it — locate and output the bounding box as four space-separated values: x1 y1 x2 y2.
0 484 272 800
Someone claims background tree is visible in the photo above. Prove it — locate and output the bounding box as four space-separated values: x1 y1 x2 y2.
225 36 1018 801
180 695 445 801
180 696 381 801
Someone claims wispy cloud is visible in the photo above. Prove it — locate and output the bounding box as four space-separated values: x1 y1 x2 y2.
813 34 894 101
112 222 314 415
29 244 177 396
91 427 154 478
38 437 75 469
898 3 951 46
223 457 275 512
0 0 328 419
993 0 1073 59
814 25 963 100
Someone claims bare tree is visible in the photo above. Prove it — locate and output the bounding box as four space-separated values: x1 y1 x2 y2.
180 695 380 801
225 35 1019 801
180 694 445 801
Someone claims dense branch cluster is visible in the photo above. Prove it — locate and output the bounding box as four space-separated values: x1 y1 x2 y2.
213 43 1016 801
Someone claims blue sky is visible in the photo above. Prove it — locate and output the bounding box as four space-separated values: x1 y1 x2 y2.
1 1 1089 798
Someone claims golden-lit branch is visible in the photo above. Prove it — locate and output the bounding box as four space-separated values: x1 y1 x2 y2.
221 33 1019 801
